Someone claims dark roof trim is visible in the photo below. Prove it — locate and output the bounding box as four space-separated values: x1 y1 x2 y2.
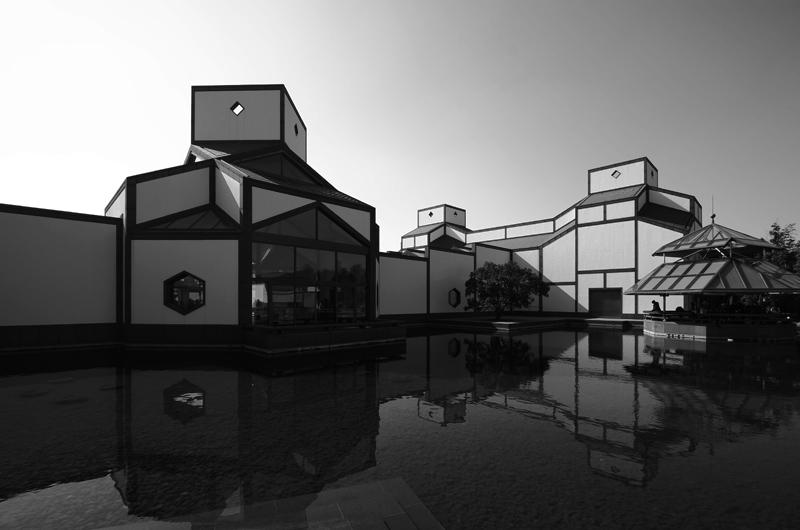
587 156 655 173
104 180 127 214
416 203 465 213
0 202 122 226
192 84 288 92
248 179 374 213
127 159 215 184
379 251 428 262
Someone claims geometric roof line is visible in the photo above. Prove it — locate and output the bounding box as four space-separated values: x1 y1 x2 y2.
652 221 777 257
625 257 800 296
147 205 238 230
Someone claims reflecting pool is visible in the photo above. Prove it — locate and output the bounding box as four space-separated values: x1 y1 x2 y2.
2 330 800 529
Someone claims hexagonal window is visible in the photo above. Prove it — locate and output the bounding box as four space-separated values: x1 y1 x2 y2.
163 378 205 424
163 271 205 315
448 288 461 308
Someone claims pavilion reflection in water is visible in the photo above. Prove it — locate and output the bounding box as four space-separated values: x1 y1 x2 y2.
378 331 800 487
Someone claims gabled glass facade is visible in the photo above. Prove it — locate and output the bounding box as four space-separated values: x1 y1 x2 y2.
251 205 368 325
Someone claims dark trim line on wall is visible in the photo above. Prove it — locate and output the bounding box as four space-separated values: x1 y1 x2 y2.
634 219 639 314
124 183 136 324
588 156 653 174
426 251 431 319
116 222 123 325
576 217 636 229
378 252 428 262
128 159 215 184
238 180 253 328
578 267 636 275
208 165 216 206
0 203 122 226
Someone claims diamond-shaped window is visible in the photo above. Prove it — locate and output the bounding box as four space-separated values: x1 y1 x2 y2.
163 271 206 315
611 170 621 179
230 101 244 116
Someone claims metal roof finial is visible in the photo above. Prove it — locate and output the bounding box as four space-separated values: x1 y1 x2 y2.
711 213 716 224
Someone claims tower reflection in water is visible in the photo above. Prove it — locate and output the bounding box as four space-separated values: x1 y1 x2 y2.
379 330 800 487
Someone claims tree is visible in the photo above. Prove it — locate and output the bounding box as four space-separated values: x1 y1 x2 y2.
767 222 800 273
464 261 549 319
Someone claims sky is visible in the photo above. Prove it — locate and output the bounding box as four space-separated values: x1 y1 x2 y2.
1 0 798 250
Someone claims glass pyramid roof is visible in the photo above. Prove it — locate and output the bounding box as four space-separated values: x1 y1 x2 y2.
653 221 776 257
625 258 800 295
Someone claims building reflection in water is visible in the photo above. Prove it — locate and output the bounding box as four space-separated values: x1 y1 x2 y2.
0 350 382 526
378 330 800 487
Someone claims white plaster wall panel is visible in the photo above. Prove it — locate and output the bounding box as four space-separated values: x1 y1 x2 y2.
429 250 474 313
637 221 682 280
105 188 126 219
542 284 575 312
324 203 371 240
251 187 313 223
542 230 575 283
414 235 428 247
513 249 541 310
283 94 307 161
430 226 445 241
418 207 444 227
577 273 604 312
606 272 636 314
507 221 552 238
649 190 690 212
589 160 644 193
605 200 636 220
136 168 209 224
131 240 238 325
193 90 281 141
555 209 575 230
577 221 635 271
215 170 241 222
476 245 509 267
577 205 604 225
445 226 467 243
512 249 540 272
466 228 505 244
378 257 427 315
401 237 415 249
444 206 467 227
0 213 117 325
645 160 659 187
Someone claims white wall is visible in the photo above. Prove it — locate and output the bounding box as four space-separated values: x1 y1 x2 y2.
252 187 313 223
137 168 209 224
379 256 427 315
105 187 126 219
0 212 117 326
193 89 281 141
215 169 241 222
466 228 505 244
649 190 690 211
554 209 575 229
475 245 509 267
283 94 307 160
606 200 636 220
444 205 466 226
543 284 576 312
606 271 636 314
589 160 645 193
507 220 552 238
637 220 682 280
542 230 575 282
577 205 604 224
324 202 371 240
577 221 635 271
418 206 444 226
513 249 539 272
577 273 604 312
429 250 474 313
131 240 238 325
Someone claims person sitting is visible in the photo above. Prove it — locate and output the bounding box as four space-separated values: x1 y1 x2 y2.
651 300 662 314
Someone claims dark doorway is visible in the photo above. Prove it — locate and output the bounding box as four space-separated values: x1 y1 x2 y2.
589 288 623 317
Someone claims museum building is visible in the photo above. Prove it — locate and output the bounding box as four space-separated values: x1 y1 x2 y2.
0 85 702 350
380 157 702 318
